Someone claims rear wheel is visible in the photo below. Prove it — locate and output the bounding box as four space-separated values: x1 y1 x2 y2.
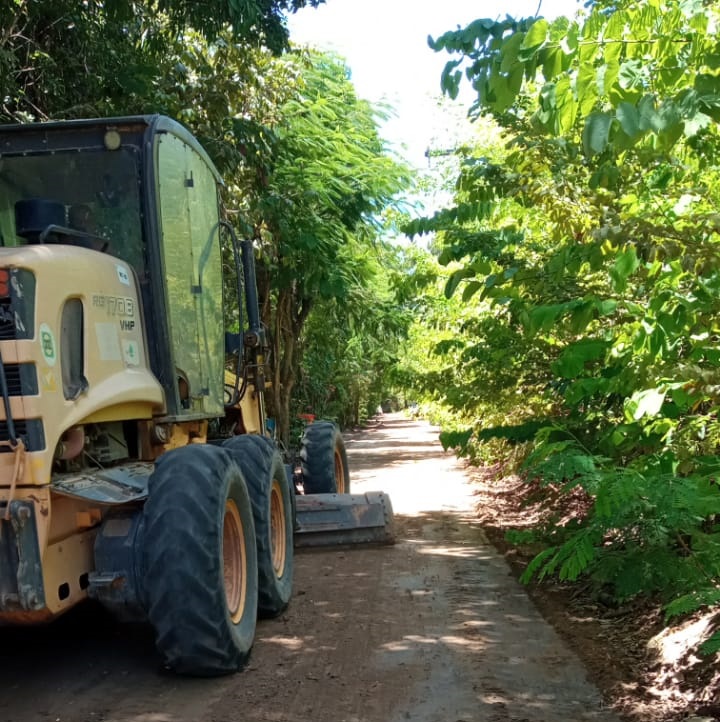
223 435 294 617
142 444 258 676
300 421 350 494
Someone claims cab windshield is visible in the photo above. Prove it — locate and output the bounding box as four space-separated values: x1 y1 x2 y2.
0 148 144 271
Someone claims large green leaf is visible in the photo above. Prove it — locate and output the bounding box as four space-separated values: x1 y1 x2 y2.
616 101 641 138
610 247 640 291
638 94 663 131
519 18 549 59
553 339 610 378
577 62 599 116
444 267 473 298
618 59 647 92
555 76 577 134
582 112 612 156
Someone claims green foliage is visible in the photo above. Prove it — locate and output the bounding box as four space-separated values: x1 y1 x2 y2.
666 588 720 620
0 0 311 123
243 51 411 442
439 427 473 454
402 0 720 652
294 243 413 429
103 0 323 52
430 1 720 154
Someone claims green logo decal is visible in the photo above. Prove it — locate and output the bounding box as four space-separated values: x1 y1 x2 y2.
39 323 57 367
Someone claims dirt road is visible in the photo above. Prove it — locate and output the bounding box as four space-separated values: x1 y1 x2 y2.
1 415 620 722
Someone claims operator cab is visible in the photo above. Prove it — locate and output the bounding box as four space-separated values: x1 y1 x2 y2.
0 137 143 266
0 116 226 421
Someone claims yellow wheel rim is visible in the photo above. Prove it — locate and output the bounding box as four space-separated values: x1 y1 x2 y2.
334 448 346 493
270 479 287 577
223 499 247 624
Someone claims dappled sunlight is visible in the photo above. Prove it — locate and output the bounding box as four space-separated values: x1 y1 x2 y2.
639 611 720 710
351 460 478 516
255 634 338 656
407 588 434 598
649 614 712 665
379 633 485 654
381 633 442 650
259 635 306 650
415 543 487 559
459 619 493 629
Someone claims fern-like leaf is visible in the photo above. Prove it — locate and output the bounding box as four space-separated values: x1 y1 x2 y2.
700 631 720 657
520 546 557 584
665 588 720 620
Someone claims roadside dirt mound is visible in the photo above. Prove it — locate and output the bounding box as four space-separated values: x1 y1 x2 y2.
470 464 720 722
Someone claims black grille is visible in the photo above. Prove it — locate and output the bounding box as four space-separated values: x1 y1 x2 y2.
0 419 45 452
2 364 37 396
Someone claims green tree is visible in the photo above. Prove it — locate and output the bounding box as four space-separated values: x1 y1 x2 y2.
245 51 411 443
0 3 412 448
406 0 720 639
0 0 320 122
297 241 413 430
103 0 323 51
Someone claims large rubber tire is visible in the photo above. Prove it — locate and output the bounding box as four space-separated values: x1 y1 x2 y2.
222 434 294 618
300 420 350 494
142 444 258 676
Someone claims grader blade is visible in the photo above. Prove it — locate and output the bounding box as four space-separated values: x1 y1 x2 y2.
294 491 395 548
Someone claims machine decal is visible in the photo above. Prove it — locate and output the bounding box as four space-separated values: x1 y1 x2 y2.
116 265 131 286
122 339 139 367
0 269 35 340
39 323 57 367
92 295 135 317
95 322 122 361
40 369 57 393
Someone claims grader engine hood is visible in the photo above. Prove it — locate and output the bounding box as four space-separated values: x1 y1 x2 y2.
0 245 165 488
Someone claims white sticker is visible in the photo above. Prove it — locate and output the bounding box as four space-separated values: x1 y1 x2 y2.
116 265 130 286
95 322 122 361
39 323 57 367
122 339 140 367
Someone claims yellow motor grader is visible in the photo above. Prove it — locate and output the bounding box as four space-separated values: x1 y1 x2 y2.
0 115 393 676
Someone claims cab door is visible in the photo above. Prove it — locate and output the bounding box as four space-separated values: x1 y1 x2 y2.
155 132 224 417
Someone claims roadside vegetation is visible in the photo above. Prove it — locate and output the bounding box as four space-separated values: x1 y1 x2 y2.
399 0 720 666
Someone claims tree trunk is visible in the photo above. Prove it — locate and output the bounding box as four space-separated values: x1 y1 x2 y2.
256 273 313 448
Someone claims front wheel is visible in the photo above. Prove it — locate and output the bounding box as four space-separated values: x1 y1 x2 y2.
222 434 294 618
142 444 258 676
300 421 350 494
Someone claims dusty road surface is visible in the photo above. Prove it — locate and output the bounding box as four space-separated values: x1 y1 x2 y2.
1 414 620 722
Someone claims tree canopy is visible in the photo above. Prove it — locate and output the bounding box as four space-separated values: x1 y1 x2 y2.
399 0 720 651
0 0 321 122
